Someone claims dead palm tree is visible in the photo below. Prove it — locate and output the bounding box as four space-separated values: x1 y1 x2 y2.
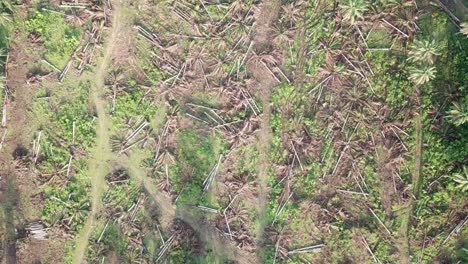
317 53 349 88
272 23 294 47
281 1 305 28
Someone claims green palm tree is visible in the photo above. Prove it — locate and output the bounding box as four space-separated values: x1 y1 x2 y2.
0 0 12 27
0 12 10 27
407 40 441 65
408 66 436 86
0 75 5 90
461 22 468 36
339 0 369 25
452 166 468 192
447 100 468 126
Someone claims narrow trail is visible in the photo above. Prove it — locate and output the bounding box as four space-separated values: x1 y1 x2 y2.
250 0 281 257
72 1 126 262
396 111 423 264
124 153 175 229
0 24 40 264
255 87 272 240
68 0 255 262
124 153 257 264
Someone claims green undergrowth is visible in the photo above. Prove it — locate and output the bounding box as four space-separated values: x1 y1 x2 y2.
33 78 96 236
170 128 227 207
86 177 146 263
167 248 222 264
110 83 158 130
33 80 96 171
25 9 82 69
408 10 468 263
42 159 91 232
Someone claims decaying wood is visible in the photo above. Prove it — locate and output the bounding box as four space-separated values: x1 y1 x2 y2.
33 131 42 164
203 154 222 191
361 236 382 264
288 244 323 254
1 91 6 128
0 129 6 151
442 215 468 244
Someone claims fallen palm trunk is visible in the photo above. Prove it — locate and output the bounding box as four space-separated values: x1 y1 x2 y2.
0 129 6 151
197 206 218 214
33 131 42 164
273 191 294 223
58 60 73 82
66 155 73 178
368 207 392 235
156 233 175 262
1 92 6 127
443 215 468 244
203 154 222 191
123 121 149 146
41 58 61 72
361 236 382 264
60 2 91 9
288 244 323 254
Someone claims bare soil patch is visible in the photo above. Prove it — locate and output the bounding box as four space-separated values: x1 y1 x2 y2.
0 24 53 264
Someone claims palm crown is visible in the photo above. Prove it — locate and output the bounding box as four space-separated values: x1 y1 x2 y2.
339 0 369 25
447 100 468 127
408 66 436 86
407 40 441 65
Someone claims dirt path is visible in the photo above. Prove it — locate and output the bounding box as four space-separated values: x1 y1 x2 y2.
124 152 257 263
124 153 175 229
175 206 257 264
72 1 127 263
69 0 255 262
396 111 423 264
0 25 40 264
249 0 281 257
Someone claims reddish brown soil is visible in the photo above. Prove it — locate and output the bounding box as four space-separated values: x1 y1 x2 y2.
0 22 65 264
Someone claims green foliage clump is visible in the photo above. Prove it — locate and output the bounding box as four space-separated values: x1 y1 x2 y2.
367 51 410 110
95 223 129 259
270 83 312 163
42 161 90 232
103 180 141 212
447 99 468 127
111 86 158 128
168 246 220 264
33 83 96 170
25 11 81 67
170 129 226 205
339 0 368 25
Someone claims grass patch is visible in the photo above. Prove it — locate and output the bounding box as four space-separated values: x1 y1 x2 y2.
25 10 81 68
170 128 226 206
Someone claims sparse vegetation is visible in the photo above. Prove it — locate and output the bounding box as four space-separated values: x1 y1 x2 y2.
1 0 467 263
